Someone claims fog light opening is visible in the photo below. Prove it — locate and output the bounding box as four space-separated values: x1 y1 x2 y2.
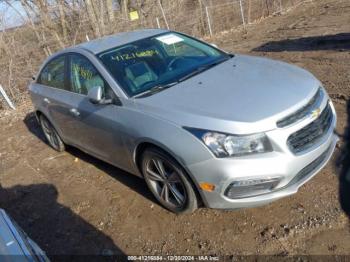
225 177 281 199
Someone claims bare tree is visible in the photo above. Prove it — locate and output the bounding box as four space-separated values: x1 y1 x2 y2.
57 0 68 43
84 0 101 37
106 0 115 22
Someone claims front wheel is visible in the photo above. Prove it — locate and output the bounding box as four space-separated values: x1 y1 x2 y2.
141 148 198 214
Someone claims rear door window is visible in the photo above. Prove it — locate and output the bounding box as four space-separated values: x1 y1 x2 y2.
38 56 67 90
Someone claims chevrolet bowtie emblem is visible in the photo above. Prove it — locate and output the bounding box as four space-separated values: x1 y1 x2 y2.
311 108 321 118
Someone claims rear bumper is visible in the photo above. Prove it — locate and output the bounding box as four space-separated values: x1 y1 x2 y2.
187 102 338 209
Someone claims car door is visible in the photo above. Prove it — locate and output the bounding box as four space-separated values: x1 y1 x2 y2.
65 53 129 167
35 55 79 142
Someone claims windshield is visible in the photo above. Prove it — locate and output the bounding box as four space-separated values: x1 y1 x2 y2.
98 32 230 97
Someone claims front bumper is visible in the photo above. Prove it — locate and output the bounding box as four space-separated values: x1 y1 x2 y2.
187 101 338 209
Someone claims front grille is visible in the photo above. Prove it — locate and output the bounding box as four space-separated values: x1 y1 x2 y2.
277 88 322 128
287 103 333 154
288 145 331 186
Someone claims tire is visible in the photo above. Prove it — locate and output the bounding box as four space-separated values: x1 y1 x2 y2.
39 114 65 152
141 147 198 214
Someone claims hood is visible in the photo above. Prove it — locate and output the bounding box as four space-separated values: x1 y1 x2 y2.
134 54 321 134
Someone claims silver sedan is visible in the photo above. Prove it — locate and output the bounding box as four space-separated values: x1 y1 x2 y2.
29 29 338 213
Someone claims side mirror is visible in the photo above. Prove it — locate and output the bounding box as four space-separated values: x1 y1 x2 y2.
87 86 103 104
87 86 115 105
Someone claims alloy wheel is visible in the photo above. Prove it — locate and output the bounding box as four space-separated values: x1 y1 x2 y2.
145 157 187 209
40 116 62 150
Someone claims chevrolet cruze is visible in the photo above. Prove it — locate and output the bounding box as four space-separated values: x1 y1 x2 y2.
29 29 338 213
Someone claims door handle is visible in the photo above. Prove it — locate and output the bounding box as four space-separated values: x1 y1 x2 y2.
43 98 51 104
69 108 80 117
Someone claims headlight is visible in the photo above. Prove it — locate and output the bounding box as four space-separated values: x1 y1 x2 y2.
184 128 273 157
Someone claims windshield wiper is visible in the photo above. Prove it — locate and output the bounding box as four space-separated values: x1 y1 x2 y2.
133 81 178 98
178 57 231 82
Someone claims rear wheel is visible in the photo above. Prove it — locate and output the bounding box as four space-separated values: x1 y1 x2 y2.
39 115 65 152
141 148 198 214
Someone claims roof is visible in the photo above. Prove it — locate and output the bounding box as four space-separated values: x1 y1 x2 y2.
75 29 169 54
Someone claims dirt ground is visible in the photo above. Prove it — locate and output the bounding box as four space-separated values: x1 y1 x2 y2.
0 0 350 257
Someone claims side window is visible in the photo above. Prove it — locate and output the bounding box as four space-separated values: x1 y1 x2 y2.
38 56 66 89
69 54 113 99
